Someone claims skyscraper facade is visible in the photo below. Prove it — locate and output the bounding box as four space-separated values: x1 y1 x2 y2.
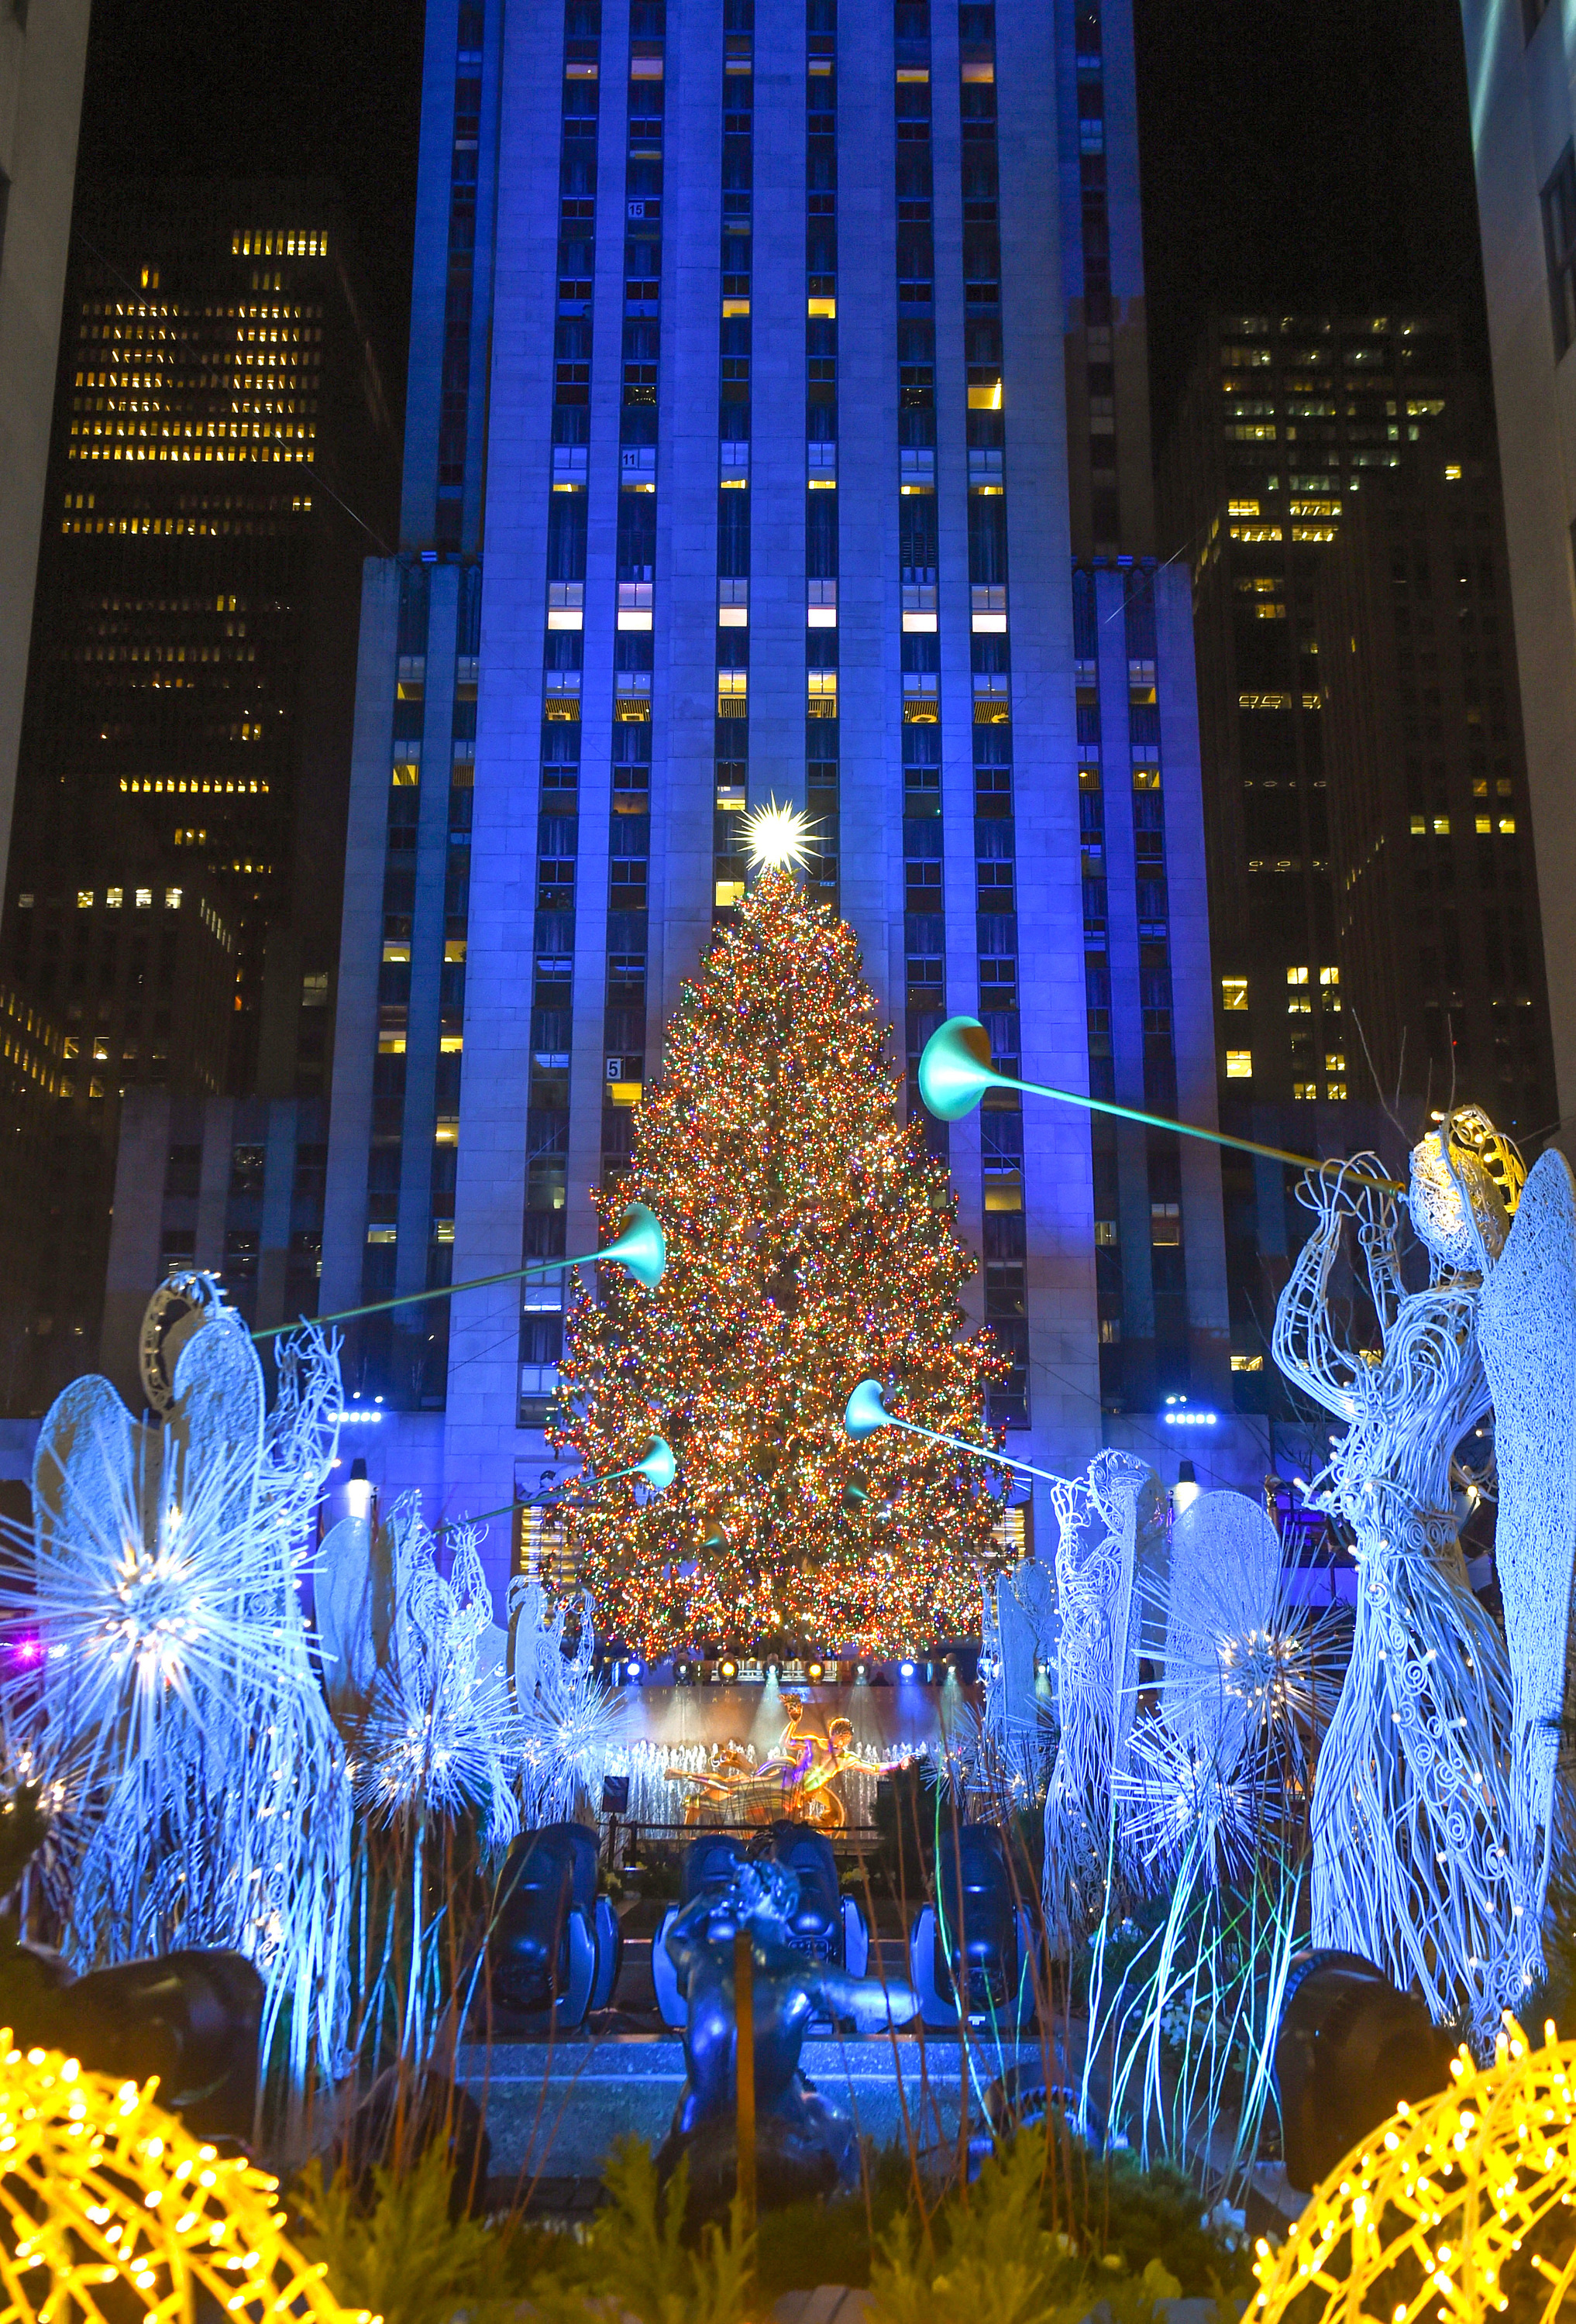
0 181 397 1411
1458 0 1576 1138
320 0 1234 1597
1159 313 1492 1404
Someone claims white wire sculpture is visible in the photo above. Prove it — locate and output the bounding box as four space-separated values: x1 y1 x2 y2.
1271 1121 1536 2039
981 1557 1055 1800
1162 1490 1285 1765
1474 1143 1576 1942
1041 1450 1158 1946
2 1274 351 2093
349 1501 521 1851
506 1569 621 1826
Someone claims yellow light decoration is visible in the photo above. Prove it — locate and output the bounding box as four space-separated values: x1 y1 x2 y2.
0 2034 372 2324
551 868 1008 1657
1251 2016 1576 2323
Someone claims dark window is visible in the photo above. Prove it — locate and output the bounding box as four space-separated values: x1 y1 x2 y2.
1543 146 1576 358
164 1143 201 1198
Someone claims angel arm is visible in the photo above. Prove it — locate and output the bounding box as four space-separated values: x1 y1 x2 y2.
1271 1167 1370 1422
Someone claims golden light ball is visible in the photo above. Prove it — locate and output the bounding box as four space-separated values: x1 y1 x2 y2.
1251 2015 1576 2323
0 2033 373 2324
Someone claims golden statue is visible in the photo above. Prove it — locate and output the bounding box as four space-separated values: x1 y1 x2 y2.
664 1692 899 1830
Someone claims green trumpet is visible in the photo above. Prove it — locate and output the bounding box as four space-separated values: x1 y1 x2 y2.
432 1431 676 1538
917 1015 1404 1188
844 1377 1065 1485
254 1200 666 1342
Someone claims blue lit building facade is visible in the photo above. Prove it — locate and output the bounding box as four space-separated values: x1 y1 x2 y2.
318 0 1237 1600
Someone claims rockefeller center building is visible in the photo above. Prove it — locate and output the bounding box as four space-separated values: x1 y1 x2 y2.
115 0 1239 1576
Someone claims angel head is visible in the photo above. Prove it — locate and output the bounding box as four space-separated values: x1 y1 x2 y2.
1409 1105 1523 1272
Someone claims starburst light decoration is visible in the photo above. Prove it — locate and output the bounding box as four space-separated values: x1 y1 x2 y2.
0 2037 367 2324
1250 2016 1576 2322
742 796 817 873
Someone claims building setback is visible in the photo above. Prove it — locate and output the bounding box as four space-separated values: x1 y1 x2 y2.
107 0 1241 1598
1457 0 1576 1140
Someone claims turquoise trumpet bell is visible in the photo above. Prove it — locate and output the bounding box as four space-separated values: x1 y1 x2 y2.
632 1434 676 1491
844 1377 894 1440
600 1202 667 1287
917 1016 1002 1122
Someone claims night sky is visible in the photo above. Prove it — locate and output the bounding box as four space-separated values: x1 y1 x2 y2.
72 0 1488 450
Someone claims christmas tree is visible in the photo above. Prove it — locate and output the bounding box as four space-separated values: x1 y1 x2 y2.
551 861 1007 1658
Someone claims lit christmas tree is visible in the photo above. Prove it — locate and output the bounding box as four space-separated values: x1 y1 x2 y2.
551 849 1007 1658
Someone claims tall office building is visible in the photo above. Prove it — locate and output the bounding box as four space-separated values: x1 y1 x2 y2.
1159 313 1486 1399
9 182 399 1095
0 0 92 905
287 0 1236 1600
1458 0 1576 1136
0 182 397 1409
1316 443 1556 1139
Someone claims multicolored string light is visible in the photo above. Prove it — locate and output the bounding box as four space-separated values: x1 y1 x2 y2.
552 869 1008 1658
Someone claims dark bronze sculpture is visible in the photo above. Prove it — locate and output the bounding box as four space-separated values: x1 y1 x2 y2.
655 1857 914 2219
1275 1948 1454 2191
0 1784 263 2141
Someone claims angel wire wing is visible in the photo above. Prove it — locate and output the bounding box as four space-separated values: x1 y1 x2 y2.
1478 1144 1576 1894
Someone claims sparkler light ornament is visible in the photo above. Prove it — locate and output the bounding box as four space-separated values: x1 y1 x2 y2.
0 2037 368 2324
552 869 1007 1656
742 796 817 874
1250 2016 1576 2323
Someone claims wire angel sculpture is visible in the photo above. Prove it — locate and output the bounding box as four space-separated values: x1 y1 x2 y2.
980 1556 1056 1803
1271 1110 1570 2039
0 1273 352 2095
1041 1449 1161 1947
506 1569 621 1827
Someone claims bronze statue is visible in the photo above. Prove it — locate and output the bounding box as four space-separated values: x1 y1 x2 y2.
655 1857 914 2217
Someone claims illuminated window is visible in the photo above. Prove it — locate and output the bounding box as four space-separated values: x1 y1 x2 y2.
1287 965 1309 986
439 1033 464 1053
136 888 152 907
1227 500 1261 517
391 761 420 787
807 671 838 713
1410 813 1426 835
1099 1318 1120 1344
366 1225 396 1244
1239 690 1292 709
1319 965 1340 988
715 878 745 907
1476 814 1492 835
165 887 182 907
1226 1050 1253 1079
1326 1079 1347 1100
1325 1052 1345 1074
1093 1220 1118 1246
717 672 748 715
1293 1081 1318 1101
382 940 411 963
1151 1202 1182 1246
1221 977 1248 1010
1500 816 1517 834
1230 1353 1265 1372
378 1033 407 1055
77 890 93 909
105 888 122 909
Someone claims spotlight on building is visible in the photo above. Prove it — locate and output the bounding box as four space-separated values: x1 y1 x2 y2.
1173 1457 1201 1514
